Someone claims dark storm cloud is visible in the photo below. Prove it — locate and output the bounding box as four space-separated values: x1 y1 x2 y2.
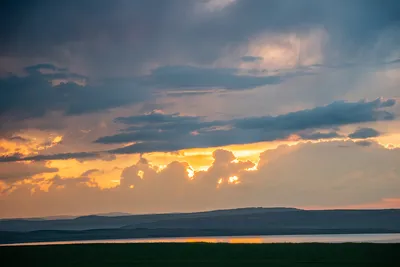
23 64 86 80
0 63 285 137
0 152 100 163
0 0 194 75
116 112 226 134
241 56 264 62
298 131 342 140
189 0 400 61
0 0 190 53
25 64 68 74
141 66 282 90
348 128 381 139
1 98 396 161
233 98 395 131
108 128 279 154
114 111 202 125
96 111 224 144
1 0 399 74
0 0 398 136
0 64 149 121
96 131 176 145
100 98 396 154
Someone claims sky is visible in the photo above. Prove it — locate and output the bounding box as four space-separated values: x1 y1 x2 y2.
1 0 400 218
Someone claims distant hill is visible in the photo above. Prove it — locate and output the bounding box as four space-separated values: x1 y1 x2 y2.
0 207 299 232
122 209 400 230
1 207 400 244
0 212 132 222
94 212 132 217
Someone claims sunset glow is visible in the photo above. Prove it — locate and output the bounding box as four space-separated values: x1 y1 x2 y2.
1 0 400 219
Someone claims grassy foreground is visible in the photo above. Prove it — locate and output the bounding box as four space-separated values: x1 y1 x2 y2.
1 243 399 266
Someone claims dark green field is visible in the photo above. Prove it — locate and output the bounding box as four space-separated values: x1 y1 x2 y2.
1 243 399 266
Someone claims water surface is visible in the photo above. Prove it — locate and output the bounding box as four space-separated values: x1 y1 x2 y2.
2 233 400 246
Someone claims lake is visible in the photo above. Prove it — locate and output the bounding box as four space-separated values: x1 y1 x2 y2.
2 233 400 246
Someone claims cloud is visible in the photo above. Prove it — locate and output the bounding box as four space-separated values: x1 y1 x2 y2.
233 98 395 131
0 1 197 73
241 56 264 62
114 110 202 126
0 162 58 183
298 131 342 140
348 128 381 139
96 111 222 145
1 1 399 138
2 0 399 78
24 64 68 74
104 98 395 154
141 65 282 90
0 64 150 129
0 152 100 163
80 169 101 177
0 63 292 136
194 0 400 63
5 136 30 142
0 1 399 219
49 175 97 188
2 140 400 217
0 98 394 162
202 0 237 12
355 140 374 147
